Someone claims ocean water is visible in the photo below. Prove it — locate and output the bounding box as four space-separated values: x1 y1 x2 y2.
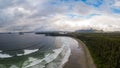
0 33 77 68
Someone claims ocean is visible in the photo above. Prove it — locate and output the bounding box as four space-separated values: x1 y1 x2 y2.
0 33 78 68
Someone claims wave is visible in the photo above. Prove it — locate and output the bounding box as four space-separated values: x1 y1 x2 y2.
0 37 73 68
0 53 12 58
22 37 71 68
0 49 39 58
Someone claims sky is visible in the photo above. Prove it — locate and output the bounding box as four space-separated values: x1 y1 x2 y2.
0 0 120 32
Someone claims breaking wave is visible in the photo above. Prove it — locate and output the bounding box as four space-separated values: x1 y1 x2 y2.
0 37 73 68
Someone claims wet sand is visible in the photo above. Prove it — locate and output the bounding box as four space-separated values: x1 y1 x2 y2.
63 39 96 68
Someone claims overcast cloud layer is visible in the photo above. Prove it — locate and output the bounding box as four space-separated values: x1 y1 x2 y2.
0 0 120 32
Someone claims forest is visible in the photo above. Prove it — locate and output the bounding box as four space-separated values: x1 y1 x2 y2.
75 33 120 68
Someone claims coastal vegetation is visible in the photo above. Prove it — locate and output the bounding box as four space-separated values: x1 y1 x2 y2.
75 33 120 68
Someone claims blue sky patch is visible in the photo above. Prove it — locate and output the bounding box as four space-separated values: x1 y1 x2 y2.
66 13 101 18
111 8 120 14
81 0 103 7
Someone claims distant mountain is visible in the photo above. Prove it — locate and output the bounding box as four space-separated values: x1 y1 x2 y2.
75 28 104 33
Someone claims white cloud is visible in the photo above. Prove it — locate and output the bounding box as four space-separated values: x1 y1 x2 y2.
45 14 120 32
90 15 120 31
113 0 120 7
0 0 120 32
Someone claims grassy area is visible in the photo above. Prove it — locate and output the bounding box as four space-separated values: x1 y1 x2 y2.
74 33 120 68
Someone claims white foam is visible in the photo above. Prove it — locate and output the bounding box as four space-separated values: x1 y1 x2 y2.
17 49 39 56
0 50 2 52
44 45 65 63
46 37 72 68
24 49 39 55
21 37 74 68
10 65 19 68
59 44 71 68
22 45 65 68
0 53 12 58
46 44 71 68
0 37 77 68
0 49 39 58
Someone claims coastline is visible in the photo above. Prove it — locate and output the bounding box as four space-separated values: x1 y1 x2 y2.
63 38 96 68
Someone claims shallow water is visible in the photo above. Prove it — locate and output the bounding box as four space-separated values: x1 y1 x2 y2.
0 33 77 68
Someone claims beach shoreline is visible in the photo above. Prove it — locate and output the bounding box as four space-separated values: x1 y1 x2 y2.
63 38 96 68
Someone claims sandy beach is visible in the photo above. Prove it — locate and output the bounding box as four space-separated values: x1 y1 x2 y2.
63 39 96 68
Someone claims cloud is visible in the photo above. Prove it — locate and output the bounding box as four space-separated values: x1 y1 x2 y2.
114 0 120 7
90 15 120 31
0 0 14 9
0 0 120 32
46 14 120 31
